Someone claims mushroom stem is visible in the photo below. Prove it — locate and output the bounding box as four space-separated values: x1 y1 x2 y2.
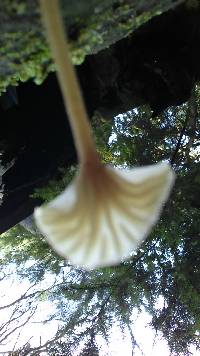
39 0 99 165
37 0 175 270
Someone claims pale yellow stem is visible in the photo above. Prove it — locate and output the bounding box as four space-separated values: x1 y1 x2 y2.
39 0 99 164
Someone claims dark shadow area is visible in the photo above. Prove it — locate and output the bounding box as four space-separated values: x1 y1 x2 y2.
0 74 76 234
80 2 200 118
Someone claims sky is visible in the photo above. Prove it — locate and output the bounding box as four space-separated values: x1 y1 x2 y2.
0 272 199 356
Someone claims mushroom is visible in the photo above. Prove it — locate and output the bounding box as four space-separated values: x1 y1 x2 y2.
35 0 175 269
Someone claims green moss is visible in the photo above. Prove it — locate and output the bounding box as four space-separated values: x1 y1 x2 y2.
0 0 183 93
185 0 200 9
69 1 184 64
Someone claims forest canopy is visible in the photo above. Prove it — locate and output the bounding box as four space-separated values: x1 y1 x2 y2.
0 0 200 355
1 93 200 354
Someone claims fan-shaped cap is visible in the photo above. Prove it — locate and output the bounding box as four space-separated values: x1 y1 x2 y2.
35 161 175 269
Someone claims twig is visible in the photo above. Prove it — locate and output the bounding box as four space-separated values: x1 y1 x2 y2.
170 85 197 166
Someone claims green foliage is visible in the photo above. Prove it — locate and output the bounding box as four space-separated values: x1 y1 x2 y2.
1 86 200 355
32 166 77 203
80 335 99 356
0 225 64 282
